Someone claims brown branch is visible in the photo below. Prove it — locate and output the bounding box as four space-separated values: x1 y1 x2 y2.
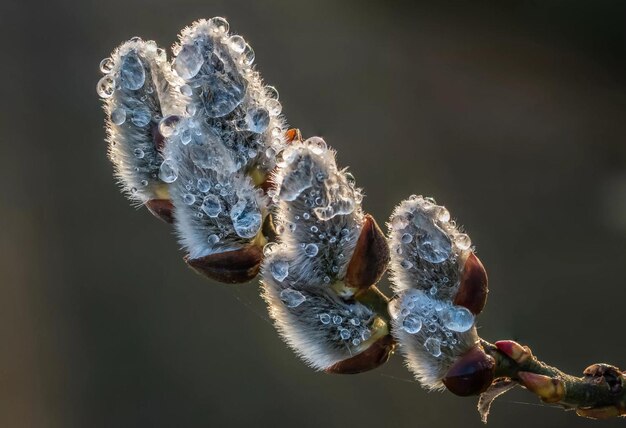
479 338 626 420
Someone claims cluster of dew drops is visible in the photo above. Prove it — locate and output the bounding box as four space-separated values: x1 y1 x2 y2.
391 195 476 358
264 137 363 287
97 18 287 245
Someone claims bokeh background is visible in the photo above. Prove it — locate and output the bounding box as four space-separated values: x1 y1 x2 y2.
1 0 626 427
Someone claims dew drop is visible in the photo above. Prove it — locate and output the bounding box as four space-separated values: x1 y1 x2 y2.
196 178 211 193
443 306 474 332
159 115 180 138
110 107 126 125
131 105 151 127
319 313 331 324
207 234 220 246
201 195 222 218
401 233 413 244
180 84 193 96
265 85 279 100
174 44 204 80
99 57 114 74
402 315 422 334
183 193 196 205
454 233 472 251
230 198 262 239
424 337 442 357
158 160 178 183
339 329 351 340
208 16 229 34
241 43 255 65
119 53 145 90
265 99 282 116
133 148 145 159
304 243 319 257
228 35 246 53
332 315 342 325
280 288 306 308
245 108 270 133
96 75 115 98
270 260 289 282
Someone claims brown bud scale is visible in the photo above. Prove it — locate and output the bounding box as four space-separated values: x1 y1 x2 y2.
185 245 263 284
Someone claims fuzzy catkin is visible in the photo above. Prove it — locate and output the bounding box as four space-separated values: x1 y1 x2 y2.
162 18 287 258
261 139 386 371
388 196 479 389
98 38 181 204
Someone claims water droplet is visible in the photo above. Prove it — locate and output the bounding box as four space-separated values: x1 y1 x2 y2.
320 313 331 324
208 16 229 34
305 137 326 154
245 108 270 133
180 84 193 96
304 243 318 257
158 160 178 183
401 233 413 244
197 178 211 193
429 286 437 296
140 180 148 186
280 288 306 308
278 155 313 201
96 75 115 98
424 337 442 357
99 57 114 74
241 43 255 65
110 107 126 125
179 128 192 145
332 315 342 325
174 44 204 79
228 35 246 53
339 329 351 340
265 99 282 116
230 198 262 238
413 210 452 263
270 260 289 282
207 234 220 246
186 103 197 116
454 233 472 251
437 206 451 223
400 260 413 270
345 172 356 187
391 214 409 231
402 315 422 334
159 115 179 138
183 194 196 205
201 195 222 217
119 53 145 90
265 85 279 100
131 106 151 127
133 148 145 158
443 306 474 332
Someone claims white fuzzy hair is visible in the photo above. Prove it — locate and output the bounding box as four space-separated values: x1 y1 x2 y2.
260 139 382 370
100 38 182 204
387 195 479 390
161 18 288 258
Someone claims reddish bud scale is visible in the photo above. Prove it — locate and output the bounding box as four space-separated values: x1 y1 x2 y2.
325 335 395 374
185 245 263 283
454 252 488 315
443 345 495 396
345 214 390 290
145 199 175 223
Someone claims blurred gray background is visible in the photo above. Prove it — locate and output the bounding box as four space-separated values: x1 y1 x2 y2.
1 0 625 427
